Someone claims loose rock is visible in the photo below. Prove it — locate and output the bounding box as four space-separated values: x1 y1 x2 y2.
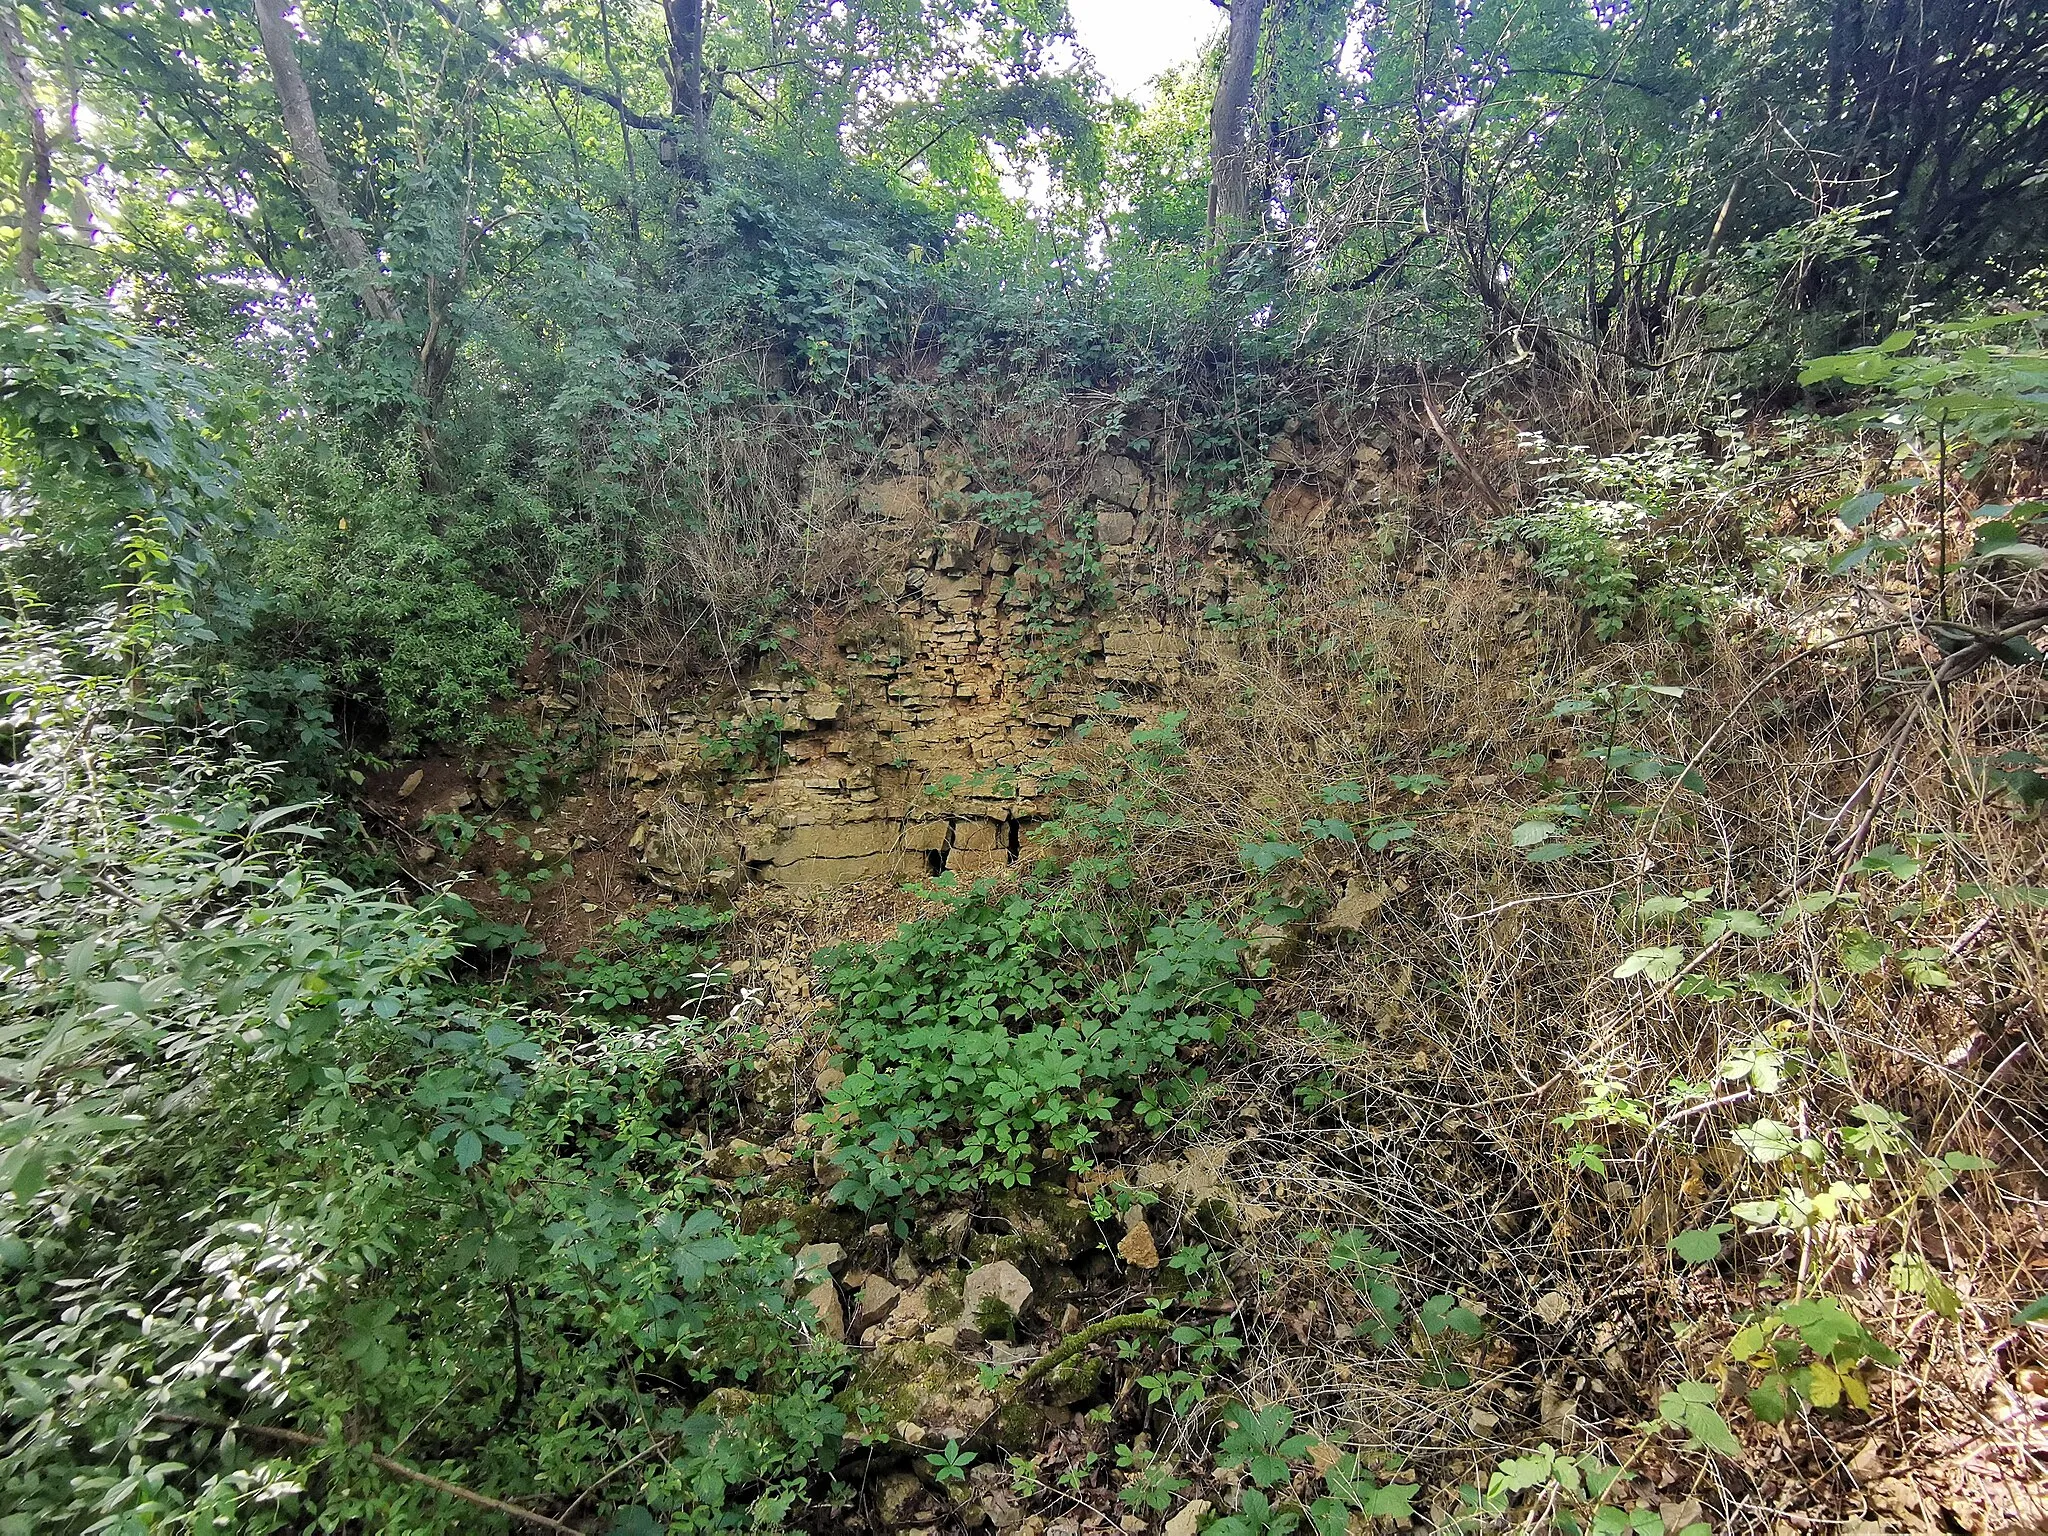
877 1469 927 1527
962 1260 1034 1330
796 1242 845 1281
1117 1215 1160 1270
705 1139 765 1179
852 1274 902 1339
803 1280 845 1343
970 1464 1027 1530
924 1210 973 1258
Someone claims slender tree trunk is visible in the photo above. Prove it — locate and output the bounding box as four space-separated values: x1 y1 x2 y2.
1208 0 1265 244
1 0 50 288
249 0 397 321
665 0 707 169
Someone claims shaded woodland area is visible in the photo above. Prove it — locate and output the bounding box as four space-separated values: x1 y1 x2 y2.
3 0 2047 1533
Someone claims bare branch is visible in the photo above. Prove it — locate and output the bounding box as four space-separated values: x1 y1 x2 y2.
159 1415 586 1535
419 0 670 131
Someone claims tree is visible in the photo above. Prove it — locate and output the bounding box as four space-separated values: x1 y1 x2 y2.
665 0 708 170
0 0 49 287
1208 0 1265 242
249 0 397 322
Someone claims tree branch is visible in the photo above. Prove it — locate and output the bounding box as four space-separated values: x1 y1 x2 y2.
159 1415 586 1535
419 0 670 132
249 0 398 322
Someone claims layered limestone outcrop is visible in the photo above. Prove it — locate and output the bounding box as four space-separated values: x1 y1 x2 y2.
487 423 1430 895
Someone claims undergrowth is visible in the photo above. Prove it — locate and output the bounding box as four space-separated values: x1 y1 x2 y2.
812 865 1257 1215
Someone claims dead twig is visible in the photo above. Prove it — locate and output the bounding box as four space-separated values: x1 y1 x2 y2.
158 1414 586 1534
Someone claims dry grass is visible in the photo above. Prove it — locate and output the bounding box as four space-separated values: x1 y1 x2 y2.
1045 524 2048 1533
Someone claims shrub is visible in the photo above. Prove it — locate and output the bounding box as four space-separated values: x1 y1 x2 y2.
0 635 840 1533
1495 424 1771 639
564 904 730 1023
240 444 529 758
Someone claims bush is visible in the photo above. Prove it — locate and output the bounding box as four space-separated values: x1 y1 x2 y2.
0 632 841 1533
239 441 529 757
563 903 730 1022
1496 424 1765 640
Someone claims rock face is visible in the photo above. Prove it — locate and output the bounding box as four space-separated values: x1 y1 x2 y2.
459 433 1432 899
570 454 1288 896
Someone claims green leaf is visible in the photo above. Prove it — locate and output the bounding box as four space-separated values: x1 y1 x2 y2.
454 1129 483 1170
1512 820 1558 848
1240 841 1304 873
1420 1292 1484 1338
1360 1482 1417 1519
1674 975 1739 1001
1777 891 1839 924
1890 1252 1961 1322
1852 846 1921 880
1719 1042 1785 1092
1700 909 1771 942
1365 820 1416 850
1493 1450 1557 1494
1613 946 1686 982
1837 930 1888 974
1742 972 1799 1006
1670 1225 1733 1265
1747 1378 1791 1424
6 1149 47 1201
1958 883 2048 909
1634 894 1695 924
2015 1298 2048 1325
1733 1120 1799 1162
1658 1383 1743 1457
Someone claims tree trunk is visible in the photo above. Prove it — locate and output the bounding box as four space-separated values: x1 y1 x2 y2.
1208 0 1265 244
249 0 397 322
1 0 50 288
665 0 707 170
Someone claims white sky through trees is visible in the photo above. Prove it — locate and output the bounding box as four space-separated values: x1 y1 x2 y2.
1067 0 1220 99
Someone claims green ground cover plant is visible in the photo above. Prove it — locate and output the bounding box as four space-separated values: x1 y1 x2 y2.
814 877 1256 1213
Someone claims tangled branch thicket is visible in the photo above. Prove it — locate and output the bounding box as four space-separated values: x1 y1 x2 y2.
1031 493 2046 1528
